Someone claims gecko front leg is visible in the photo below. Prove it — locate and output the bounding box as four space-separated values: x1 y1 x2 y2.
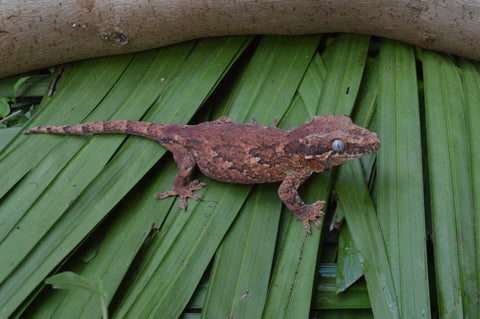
278 170 325 233
154 147 206 209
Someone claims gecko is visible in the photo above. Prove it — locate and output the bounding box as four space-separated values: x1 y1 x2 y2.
23 115 380 233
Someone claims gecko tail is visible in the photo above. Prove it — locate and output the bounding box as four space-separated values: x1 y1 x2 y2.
23 120 168 140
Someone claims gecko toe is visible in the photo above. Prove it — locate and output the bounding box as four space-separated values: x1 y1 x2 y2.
154 191 176 199
299 201 325 233
178 192 203 210
313 200 325 210
189 180 206 191
154 180 205 210
180 197 188 210
303 220 312 233
302 217 322 233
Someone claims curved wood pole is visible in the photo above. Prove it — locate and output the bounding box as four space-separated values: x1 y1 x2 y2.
1 0 479 78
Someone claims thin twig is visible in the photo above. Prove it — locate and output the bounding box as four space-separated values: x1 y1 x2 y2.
0 110 21 123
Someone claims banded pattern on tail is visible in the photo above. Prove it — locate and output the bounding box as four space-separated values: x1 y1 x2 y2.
23 120 160 139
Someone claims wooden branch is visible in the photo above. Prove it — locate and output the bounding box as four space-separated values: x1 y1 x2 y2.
1 0 479 78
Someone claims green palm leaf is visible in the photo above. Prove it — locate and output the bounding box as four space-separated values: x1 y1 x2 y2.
0 34 479 319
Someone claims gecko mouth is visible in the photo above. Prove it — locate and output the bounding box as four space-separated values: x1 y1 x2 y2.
338 139 380 158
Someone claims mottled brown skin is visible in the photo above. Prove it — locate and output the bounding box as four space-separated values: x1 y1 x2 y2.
23 115 380 233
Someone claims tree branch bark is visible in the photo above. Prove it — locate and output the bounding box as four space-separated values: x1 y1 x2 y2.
1 0 479 78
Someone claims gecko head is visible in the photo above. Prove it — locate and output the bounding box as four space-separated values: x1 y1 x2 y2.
300 115 380 168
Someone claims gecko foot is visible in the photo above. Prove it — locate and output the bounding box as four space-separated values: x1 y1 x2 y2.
154 180 206 210
299 201 325 234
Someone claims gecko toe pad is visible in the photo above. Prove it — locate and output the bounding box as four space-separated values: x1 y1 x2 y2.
300 201 325 233
154 180 206 209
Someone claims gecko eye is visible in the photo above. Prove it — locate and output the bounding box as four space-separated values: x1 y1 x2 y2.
331 139 346 152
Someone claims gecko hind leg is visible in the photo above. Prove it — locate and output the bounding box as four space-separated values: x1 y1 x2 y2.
154 148 206 209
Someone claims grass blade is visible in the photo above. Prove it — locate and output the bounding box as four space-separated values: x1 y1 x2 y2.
377 39 430 317
200 185 282 319
335 56 380 294
335 221 364 293
21 160 180 318
317 34 370 115
423 51 477 317
0 55 133 195
459 58 480 316
336 159 400 318
0 127 21 151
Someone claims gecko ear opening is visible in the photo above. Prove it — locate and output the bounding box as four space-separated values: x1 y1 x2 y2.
302 134 330 160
